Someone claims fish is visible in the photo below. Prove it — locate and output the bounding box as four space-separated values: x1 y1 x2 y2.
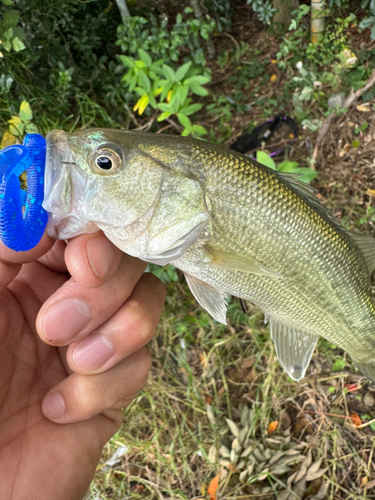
43 128 375 383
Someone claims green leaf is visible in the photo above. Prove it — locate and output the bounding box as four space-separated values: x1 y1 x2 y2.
162 64 175 82
8 116 24 136
181 103 203 116
19 100 32 123
186 75 211 85
3 9 19 29
181 128 191 137
119 55 135 68
171 84 189 106
291 167 318 183
277 161 300 172
370 421 375 432
159 81 173 101
138 48 152 67
1 0 13 5
3 27 13 40
157 111 171 122
177 113 191 129
192 124 208 135
25 123 38 134
175 62 192 82
189 84 208 96
12 36 25 51
332 358 346 372
158 102 174 112
134 86 147 96
138 71 151 93
256 151 276 170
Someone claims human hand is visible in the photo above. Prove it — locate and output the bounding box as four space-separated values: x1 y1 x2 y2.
0 231 165 500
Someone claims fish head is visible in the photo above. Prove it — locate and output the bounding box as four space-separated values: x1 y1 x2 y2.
43 128 167 240
43 129 209 261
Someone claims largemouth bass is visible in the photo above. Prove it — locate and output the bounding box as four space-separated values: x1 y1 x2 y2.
43 129 375 383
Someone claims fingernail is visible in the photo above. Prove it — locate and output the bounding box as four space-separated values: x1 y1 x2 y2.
87 235 114 279
42 392 65 419
42 299 92 343
72 335 114 370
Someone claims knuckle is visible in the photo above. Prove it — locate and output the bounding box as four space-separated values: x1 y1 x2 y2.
126 298 155 340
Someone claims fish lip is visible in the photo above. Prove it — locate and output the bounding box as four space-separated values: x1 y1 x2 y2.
43 130 91 239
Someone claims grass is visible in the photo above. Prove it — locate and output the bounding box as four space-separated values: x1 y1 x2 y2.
85 263 375 499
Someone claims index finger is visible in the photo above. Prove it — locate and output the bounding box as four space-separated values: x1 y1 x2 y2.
0 231 55 294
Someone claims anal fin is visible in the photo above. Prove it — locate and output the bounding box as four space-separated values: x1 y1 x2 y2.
185 274 228 325
269 316 318 381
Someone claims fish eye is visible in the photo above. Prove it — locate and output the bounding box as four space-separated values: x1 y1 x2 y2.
92 147 122 174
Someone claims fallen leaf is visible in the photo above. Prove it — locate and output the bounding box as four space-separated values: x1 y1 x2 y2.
0 131 17 149
241 356 255 370
351 412 362 426
360 476 368 487
356 103 371 112
268 421 279 434
365 478 375 489
270 74 277 82
207 474 219 500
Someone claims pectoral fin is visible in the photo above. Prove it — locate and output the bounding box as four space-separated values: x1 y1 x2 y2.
269 316 318 381
185 274 228 324
207 247 282 278
145 221 207 265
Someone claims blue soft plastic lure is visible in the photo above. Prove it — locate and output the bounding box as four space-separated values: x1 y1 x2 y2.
0 133 48 251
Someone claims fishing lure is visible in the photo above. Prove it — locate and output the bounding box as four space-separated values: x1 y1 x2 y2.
0 133 48 251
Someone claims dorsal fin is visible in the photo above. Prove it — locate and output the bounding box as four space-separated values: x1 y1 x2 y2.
277 172 337 224
351 233 375 275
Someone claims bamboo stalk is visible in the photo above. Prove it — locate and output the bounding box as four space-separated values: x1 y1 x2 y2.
115 0 130 21
311 0 325 43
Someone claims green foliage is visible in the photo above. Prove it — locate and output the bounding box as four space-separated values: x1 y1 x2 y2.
256 151 318 184
0 0 122 133
0 2 26 54
147 264 179 284
116 7 215 69
120 50 211 137
0 100 38 147
332 358 347 372
359 0 375 40
247 0 277 25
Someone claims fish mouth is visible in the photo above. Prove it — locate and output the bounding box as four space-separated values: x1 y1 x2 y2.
43 130 93 239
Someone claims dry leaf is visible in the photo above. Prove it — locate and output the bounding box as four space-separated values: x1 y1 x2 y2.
351 412 362 426
356 103 371 112
225 418 240 438
207 474 219 500
267 421 279 434
0 131 17 149
270 74 277 82
365 478 375 489
241 356 255 370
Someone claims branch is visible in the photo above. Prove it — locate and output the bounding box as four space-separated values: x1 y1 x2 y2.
312 68 375 163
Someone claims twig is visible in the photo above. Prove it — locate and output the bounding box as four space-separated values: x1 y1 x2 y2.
221 31 240 52
312 69 375 163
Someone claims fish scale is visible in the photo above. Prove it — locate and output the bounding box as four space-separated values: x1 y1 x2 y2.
43 129 375 382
